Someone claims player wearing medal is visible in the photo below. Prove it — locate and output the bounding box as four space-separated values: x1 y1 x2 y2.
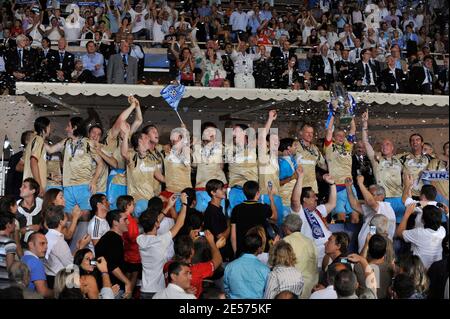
258 110 283 225
88 124 118 196
23 117 53 197
160 123 192 209
324 99 357 222
361 110 405 223
120 122 165 217
104 96 143 209
48 117 104 221
295 123 328 195
227 123 259 212
142 124 165 197
399 133 432 198
192 122 227 213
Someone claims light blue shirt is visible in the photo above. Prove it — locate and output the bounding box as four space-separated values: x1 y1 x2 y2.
279 155 297 180
81 52 105 77
198 6 212 18
230 11 249 31
107 11 120 34
22 251 46 291
224 254 270 299
260 10 272 22
247 16 260 35
403 32 419 45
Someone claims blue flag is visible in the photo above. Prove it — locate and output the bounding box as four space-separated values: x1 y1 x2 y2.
160 83 186 111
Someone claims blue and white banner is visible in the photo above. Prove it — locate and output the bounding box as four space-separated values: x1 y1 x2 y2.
421 170 449 181
160 83 186 111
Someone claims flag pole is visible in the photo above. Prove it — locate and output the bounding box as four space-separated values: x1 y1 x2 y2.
175 109 184 124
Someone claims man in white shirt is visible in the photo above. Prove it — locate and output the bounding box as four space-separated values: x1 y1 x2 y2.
44 205 90 287
127 2 148 38
137 193 187 299
27 15 46 48
152 261 196 299
326 25 339 49
396 204 446 269
87 194 110 253
45 17 64 42
291 166 337 267
345 176 396 253
231 39 260 88
339 24 356 50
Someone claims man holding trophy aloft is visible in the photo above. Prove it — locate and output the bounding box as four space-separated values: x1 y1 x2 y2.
324 83 358 223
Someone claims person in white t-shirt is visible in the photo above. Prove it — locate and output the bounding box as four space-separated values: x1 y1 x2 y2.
87 194 110 253
26 14 46 48
396 204 446 269
345 176 396 253
126 1 148 38
137 193 187 299
290 165 337 267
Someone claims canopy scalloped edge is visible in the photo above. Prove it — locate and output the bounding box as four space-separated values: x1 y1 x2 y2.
16 82 449 107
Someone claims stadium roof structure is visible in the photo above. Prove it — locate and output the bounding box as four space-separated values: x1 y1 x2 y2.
17 82 449 125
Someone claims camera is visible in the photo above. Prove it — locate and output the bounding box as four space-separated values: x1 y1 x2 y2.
436 202 444 208
89 260 97 266
416 202 421 207
340 257 349 264
198 231 205 237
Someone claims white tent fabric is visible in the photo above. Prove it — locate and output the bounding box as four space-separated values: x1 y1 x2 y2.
16 82 449 107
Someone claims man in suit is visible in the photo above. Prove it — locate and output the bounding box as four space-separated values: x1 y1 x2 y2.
36 37 57 81
379 54 408 93
408 55 435 95
47 37 75 82
436 56 448 95
5 34 37 84
335 49 355 91
351 141 375 200
309 43 334 90
107 40 138 84
0 29 16 51
272 39 296 88
353 48 378 92
221 42 235 87
369 47 382 77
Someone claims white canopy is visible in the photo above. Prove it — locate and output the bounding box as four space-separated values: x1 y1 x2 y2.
16 82 449 107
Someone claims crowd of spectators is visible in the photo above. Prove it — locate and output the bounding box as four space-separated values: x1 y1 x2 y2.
0 0 448 94
0 96 448 300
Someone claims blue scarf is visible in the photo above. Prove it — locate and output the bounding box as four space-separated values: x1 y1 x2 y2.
304 207 325 239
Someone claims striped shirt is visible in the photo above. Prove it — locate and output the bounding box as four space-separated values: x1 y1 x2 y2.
87 215 110 253
263 266 304 299
0 235 17 288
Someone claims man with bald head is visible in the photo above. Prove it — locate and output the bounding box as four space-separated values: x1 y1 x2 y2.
361 111 405 223
107 41 138 84
48 37 75 82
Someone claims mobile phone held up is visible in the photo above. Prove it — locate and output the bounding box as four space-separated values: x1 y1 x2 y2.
89 260 97 266
369 225 377 235
198 231 205 237
268 181 273 191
